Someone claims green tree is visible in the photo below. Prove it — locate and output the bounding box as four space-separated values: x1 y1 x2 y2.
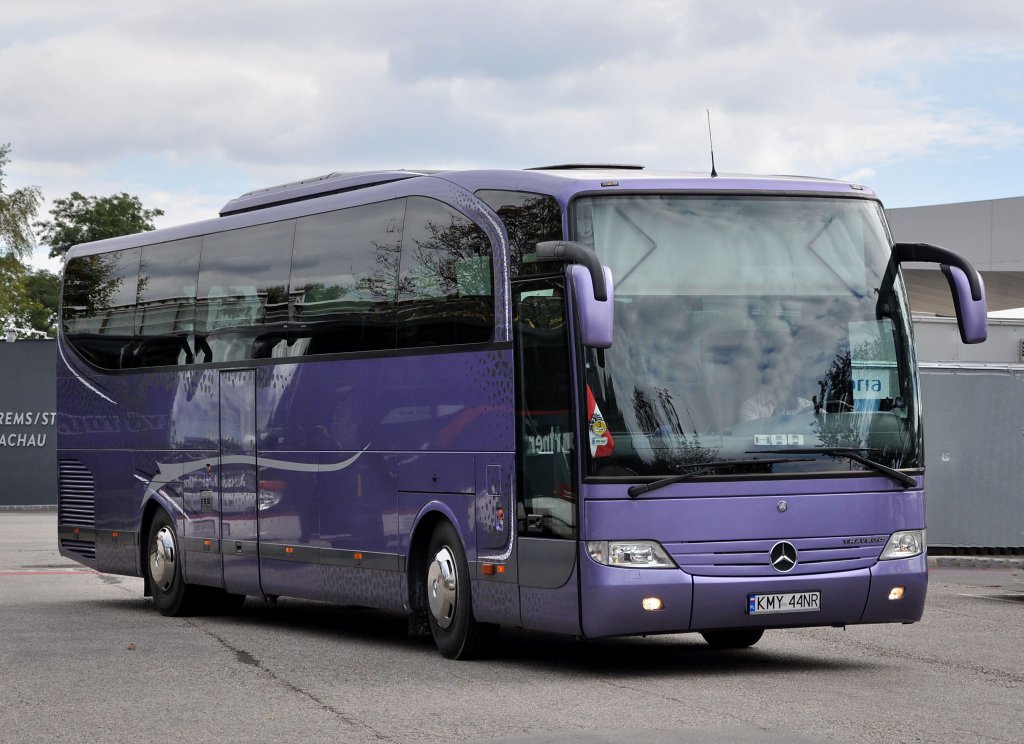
0 143 42 260
36 191 164 259
24 269 60 336
1 144 44 336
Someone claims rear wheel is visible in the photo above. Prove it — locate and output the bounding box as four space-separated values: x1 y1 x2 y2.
425 521 496 659
148 510 202 616
701 629 764 649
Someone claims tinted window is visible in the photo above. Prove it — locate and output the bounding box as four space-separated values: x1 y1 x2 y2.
476 190 562 277
134 238 201 367
62 247 141 369
290 201 403 355
396 197 493 348
196 221 295 362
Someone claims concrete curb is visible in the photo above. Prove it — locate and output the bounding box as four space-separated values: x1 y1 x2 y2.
929 555 1024 569
0 504 57 512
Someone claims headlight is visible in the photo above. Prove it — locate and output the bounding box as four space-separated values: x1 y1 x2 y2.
586 540 676 568
879 530 926 560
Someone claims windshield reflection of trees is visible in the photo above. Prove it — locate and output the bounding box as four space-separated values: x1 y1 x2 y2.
588 293 917 477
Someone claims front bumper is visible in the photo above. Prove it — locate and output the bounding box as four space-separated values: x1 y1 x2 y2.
579 548 927 638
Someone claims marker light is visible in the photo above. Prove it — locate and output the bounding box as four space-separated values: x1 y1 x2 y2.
889 587 906 601
586 541 676 568
642 597 665 611
879 530 926 560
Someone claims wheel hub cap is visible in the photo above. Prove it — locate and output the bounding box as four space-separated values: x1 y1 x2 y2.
427 547 458 629
149 526 176 592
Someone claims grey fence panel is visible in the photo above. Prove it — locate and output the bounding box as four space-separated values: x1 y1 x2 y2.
921 366 1024 549
0 340 57 506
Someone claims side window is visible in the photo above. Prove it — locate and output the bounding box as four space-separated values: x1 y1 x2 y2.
290 201 404 355
396 197 493 348
61 247 141 369
196 220 295 362
476 190 563 278
513 278 576 538
134 238 201 367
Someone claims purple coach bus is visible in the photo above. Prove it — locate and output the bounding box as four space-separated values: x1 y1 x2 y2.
56 166 987 658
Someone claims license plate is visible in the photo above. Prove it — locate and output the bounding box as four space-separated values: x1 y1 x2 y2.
747 591 821 615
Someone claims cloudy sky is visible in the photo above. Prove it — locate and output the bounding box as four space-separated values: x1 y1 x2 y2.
4 0 1023 273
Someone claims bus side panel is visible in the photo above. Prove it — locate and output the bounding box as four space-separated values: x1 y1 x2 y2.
471 454 520 625
56 359 130 570
520 563 582 636
178 449 225 589
320 564 407 613
318 452 403 609
90 449 138 576
56 367 134 453
257 451 319 600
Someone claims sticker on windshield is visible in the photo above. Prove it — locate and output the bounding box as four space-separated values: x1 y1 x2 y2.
586 385 615 458
753 434 804 446
848 320 896 406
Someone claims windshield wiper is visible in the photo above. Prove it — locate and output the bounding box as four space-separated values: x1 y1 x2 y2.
751 448 917 489
627 457 814 498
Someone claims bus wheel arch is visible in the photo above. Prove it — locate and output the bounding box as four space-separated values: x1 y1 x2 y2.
406 510 446 634
139 498 167 596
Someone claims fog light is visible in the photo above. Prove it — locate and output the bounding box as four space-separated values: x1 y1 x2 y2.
888 586 905 601
642 597 664 611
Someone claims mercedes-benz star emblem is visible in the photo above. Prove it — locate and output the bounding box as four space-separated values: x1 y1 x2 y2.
777 500 788 513
770 541 798 573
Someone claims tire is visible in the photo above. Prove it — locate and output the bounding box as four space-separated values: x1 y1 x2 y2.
700 629 765 649
147 510 203 616
424 521 496 659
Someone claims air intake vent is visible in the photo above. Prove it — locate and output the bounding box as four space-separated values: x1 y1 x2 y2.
60 539 96 560
58 459 95 528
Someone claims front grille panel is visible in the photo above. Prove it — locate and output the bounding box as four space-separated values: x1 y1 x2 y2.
668 536 884 577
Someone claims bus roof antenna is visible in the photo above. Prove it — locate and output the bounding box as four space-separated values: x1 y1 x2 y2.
707 109 718 178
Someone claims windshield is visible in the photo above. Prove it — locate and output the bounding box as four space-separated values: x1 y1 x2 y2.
574 194 920 480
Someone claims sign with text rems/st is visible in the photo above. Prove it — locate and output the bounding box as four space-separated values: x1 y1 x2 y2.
0 340 56 505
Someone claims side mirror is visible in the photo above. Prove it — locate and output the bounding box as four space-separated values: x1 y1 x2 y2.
571 264 614 349
892 242 987 344
536 240 615 349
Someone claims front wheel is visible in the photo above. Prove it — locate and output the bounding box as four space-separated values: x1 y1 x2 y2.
700 629 764 649
425 521 495 659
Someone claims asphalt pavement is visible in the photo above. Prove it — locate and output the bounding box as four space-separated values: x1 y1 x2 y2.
2 510 1022 744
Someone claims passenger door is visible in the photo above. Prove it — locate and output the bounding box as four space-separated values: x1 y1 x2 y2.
513 278 579 598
